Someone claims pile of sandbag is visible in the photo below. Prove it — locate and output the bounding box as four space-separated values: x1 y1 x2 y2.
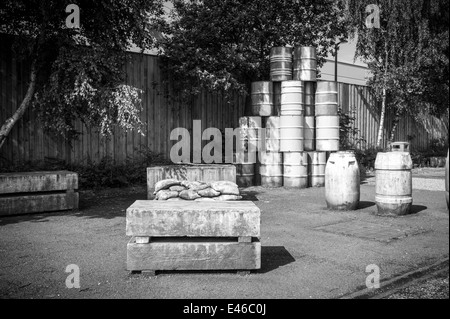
153 180 242 201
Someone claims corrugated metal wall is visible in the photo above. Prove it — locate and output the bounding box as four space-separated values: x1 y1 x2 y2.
0 46 447 167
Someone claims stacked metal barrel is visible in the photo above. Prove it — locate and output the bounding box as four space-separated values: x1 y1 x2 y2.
235 46 339 188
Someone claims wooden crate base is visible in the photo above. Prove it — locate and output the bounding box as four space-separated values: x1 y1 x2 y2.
127 237 261 272
0 192 79 216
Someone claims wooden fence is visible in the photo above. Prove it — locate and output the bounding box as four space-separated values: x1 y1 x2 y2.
0 47 447 167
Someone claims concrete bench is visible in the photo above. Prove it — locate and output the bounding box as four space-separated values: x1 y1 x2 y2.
0 171 79 216
147 165 236 199
126 200 261 274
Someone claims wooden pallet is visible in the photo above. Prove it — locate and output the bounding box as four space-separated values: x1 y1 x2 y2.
126 201 261 274
0 171 79 216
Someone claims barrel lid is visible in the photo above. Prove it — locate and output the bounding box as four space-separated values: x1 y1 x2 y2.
375 152 413 170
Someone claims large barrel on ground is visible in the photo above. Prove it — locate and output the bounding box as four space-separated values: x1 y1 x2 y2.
281 81 304 116
325 151 360 210
280 115 304 152
235 162 255 187
264 116 280 152
316 115 339 151
304 82 315 116
293 46 317 81
315 81 338 116
247 116 262 152
283 152 308 188
308 151 326 187
304 116 315 151
251 81 273 116
270 47 293 82
375 152 413 216
446 150 449 209
259 152 283 187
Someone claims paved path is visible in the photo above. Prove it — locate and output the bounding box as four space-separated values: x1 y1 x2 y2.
0 179 448 299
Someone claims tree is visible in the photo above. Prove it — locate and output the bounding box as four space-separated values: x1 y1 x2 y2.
0 0 164 149
346 0 449 147
157 0 348 101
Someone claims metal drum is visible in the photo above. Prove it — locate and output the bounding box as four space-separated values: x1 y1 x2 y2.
281 81 304 116
315 81 338 116
375 152 413 215
259 152 283 187
235 163 255 187
307 151 326 187
270 47 293 82
304 82 315 116
316 115 339 151
264 116 280 152
247 116 262 153
293 46 317 81
280 115 304 152
283 152 308 188
325 151 360 210
251 81 273 116
304 116 315 151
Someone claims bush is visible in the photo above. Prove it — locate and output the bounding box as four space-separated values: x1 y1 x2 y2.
0 148 172 189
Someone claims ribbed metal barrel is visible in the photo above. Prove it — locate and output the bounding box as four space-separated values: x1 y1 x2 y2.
325 151 360 210
280 115 304 152
304 116 315 151
264 116 280 152
293 46 317 81
304 82 315 116
307 151 326 187
239 116 262 153
375 152 413 216
259 152 283 187
251 81 273 116
280 81 304 116
315 81 338 116
316 115 339 151
270 47 293 81
283 152 308 188
235 163 255 187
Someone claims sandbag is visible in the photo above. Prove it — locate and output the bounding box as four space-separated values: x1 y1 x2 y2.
214 195 243 201
179 190 201 200
169 185 187 192
181 181 210 191
210 181 240 195
156 190 179 200
154 179 181 193
197 188 221 198
167 197 183 201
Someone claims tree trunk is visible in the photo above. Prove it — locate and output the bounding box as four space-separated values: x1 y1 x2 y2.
0 61 37 149
376 47 389 148
376 87 387 147
389 112 401 144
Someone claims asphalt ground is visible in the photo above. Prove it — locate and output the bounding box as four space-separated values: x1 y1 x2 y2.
0 169 448 299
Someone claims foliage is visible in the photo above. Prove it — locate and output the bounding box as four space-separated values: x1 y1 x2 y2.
0 0 164 140
157 0 349 98
0 148 171 189
346 0 449 123
338 108 366 150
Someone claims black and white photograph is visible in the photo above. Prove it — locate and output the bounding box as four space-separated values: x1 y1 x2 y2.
0 0 448 308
